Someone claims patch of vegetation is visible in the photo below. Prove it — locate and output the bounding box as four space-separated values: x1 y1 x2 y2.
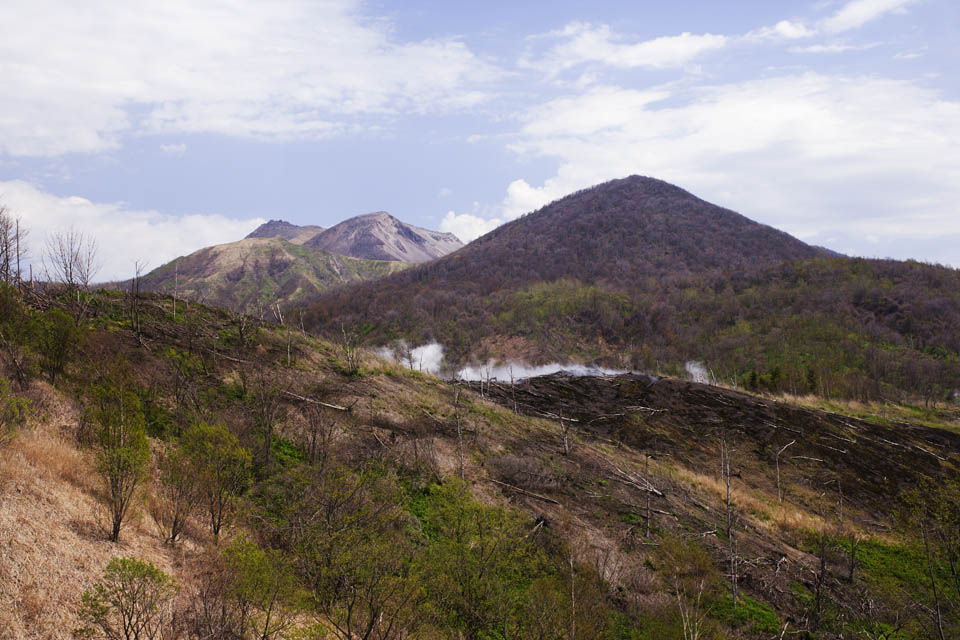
711 594 780 634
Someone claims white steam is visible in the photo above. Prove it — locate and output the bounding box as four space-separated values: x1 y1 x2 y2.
376 341 446 374
456 361 628 382
685 361 712 384
375 341 633 381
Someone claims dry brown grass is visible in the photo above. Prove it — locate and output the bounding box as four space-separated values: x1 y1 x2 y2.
660 461 828 536
0 383 183 640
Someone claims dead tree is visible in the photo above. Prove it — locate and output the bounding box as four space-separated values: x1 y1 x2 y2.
338 323 362 375
560 410 573 456
568 553 576 640
675 576 707 640
721 439 739 605
776 440 795 503
645 452 652 538
0 206 28 287
721 439 733 539
454 386 464 479
814 493 828 624
172 260 179 320
509 365 517 415
44 227 100 321
129 260 146 346
303 402 338 471
250 368 283 473
837 483 859 583
921 520 947 640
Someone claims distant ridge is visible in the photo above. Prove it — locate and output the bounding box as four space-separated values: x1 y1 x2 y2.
305 211 463 263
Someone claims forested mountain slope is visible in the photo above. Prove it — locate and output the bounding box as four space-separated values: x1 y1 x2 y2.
304 177 960 402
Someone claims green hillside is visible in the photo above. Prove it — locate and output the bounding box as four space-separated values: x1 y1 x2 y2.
141 237 409 313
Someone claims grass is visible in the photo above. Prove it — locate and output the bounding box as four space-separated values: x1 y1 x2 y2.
779 392 960 434
711 594 780 634
662 461 828 536
837 536 956 598
0 383 185 640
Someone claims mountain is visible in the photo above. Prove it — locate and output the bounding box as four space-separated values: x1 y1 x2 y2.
139 236 408 312
304 211 463 262
303 175 960 402
245 219 325 244
315 175 823 300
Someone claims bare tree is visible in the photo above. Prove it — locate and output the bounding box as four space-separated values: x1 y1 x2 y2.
675 576 707 640
0 205 28 287
814 493 829 624
130 260 147 346
721 439 739 605
45 227 100 323
560 410 574 456
338 323 362 376
775 440 795 503
454 385 465 479
250 367 283 473
303 402 338 471
45 227 100 290
645 452 652 538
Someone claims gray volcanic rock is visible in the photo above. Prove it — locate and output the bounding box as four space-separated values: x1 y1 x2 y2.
304 211 463 262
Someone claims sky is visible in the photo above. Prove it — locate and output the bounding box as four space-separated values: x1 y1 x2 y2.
1 0 958 280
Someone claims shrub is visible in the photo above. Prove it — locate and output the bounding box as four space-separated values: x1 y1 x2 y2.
0 376 28 446
75 557 178 640
182 422 252 541
154 445 199 545
87 381 150 542
35 307 84 384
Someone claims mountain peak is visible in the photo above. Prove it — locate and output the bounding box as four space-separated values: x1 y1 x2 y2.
305 211 462 263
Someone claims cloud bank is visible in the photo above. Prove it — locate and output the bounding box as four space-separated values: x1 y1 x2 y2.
0 180 262 281
0 0 498 156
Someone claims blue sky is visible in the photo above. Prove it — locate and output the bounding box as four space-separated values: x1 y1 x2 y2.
1 0 957 279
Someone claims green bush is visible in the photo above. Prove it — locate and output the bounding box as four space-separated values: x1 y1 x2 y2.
87 380 150 542
36 307 85 384
0 376 28 446
183 422 252 541
76 557 178 640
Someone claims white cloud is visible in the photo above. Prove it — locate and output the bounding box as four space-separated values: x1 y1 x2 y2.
160 143 187 156
0 0 499 156
0 180 263 281
440 211 502 243
745 19 817 41
894 47 927 59
522 22 727 74
790 42 880 53
479 73 960 265
822 0 919 33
